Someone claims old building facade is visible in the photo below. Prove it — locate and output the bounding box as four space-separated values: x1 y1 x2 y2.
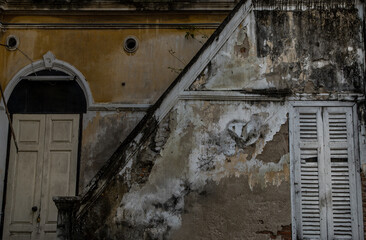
0 0 235 238
1 0 366 239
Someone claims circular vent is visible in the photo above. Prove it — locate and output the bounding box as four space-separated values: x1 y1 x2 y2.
124 36 138 53
6 35 19 51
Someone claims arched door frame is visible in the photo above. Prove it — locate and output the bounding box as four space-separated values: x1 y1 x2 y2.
1 51 93 106
0 51 93 220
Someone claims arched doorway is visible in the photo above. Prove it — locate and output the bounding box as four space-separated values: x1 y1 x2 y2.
0 53 89 240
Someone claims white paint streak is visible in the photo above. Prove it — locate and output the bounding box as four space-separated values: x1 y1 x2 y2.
115 101 290 238
187 102 289 190
312 60 331 69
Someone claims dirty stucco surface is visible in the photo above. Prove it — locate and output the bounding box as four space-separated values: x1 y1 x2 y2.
76 3 365 239
80 111 146 191
80 101 291 239
190 8 364 93
170 176 290 240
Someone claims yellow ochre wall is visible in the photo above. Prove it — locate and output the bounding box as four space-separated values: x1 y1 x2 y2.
0 14 225 104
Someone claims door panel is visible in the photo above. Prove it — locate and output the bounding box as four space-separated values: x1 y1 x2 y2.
41 114 79 236
9 233 32 240
3 115 45 240
46 151 72 223
3 114 79 240
12 152 39 224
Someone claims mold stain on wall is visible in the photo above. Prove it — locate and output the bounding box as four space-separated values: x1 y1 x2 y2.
114 101 291 239
190 8 364 94
80 111 146 190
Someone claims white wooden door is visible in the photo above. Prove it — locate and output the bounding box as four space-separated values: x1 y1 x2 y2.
2 114 79 240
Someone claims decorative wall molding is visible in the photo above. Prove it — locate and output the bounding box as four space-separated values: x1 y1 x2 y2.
179 92 365 102
88 103 151 111
0 22 221 30
43 51 56 69
288 93 365 102
253 0 358 11
179 91 285 101
0 1 237 14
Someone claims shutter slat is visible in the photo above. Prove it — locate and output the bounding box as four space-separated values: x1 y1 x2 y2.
302 191 319 195
330 163 348 167
302 214 320 217
300 126 317 130
330 149 348 154
301 164 318 168
302 173 319 176
331 173 349 177
329 123 347 127
332 193 350 197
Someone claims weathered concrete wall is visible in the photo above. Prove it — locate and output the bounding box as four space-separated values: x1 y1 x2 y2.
190 8 364 95
74 1 366 239
170 177 291 240
78 101 291 239
80 110 146 190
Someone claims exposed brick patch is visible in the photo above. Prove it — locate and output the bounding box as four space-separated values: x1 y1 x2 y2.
256 224 291 240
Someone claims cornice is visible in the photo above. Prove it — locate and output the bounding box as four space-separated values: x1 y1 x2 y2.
253 0 358 10
0 1 237 14
179 91 365 102
0 0 359 14
0 22 221 29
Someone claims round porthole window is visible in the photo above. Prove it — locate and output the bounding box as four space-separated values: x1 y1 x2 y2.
6 35 19 51
124 36 138 53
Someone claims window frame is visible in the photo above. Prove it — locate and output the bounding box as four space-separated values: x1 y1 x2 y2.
289 101 364 239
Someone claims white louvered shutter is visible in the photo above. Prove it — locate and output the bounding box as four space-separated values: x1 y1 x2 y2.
323 107 359 240
293 107 327 239
293 105 361 240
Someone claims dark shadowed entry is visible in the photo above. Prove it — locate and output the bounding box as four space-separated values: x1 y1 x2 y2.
7 70 86 114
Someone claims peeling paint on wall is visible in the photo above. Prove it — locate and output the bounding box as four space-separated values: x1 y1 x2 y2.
114 101 290 239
